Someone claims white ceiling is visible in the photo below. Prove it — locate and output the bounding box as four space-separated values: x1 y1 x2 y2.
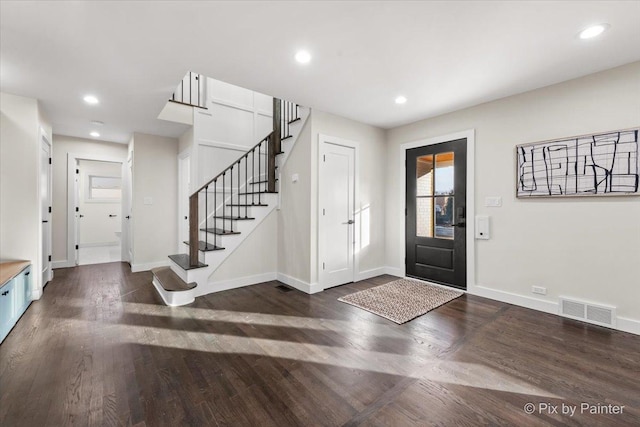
1 1 639 144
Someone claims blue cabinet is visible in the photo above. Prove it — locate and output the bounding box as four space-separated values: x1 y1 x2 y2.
0 264 32 344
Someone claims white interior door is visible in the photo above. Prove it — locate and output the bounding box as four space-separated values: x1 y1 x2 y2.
319 141 355 288
40 136 52 286
178 152 191 251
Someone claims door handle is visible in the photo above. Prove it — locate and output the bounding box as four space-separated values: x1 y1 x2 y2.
79 214 84 218
109 214 117 217
42 220 48 223
343 220 355 225
126 216 130 219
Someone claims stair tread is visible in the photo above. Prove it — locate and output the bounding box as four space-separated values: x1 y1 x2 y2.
184 241 225 252
152 267 197 291
168 254 207 270
227 203 269 207
201 227 241 235
238 191 278 195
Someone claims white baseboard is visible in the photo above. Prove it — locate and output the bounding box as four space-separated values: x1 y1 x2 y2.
131 260 169 273
469 284 558 314
383 266 404 277
276 272 322 294
31 288 43 300
617 317 640 335
470 284 639 336
205 272 278 295
52 260 75 269
356 267 386 282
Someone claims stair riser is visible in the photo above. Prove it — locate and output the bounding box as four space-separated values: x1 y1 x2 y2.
152 277 195 306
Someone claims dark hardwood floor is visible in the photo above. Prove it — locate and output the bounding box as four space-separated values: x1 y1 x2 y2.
1 262 638 426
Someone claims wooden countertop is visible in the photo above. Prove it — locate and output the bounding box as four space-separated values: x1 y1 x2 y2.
0 260 31 288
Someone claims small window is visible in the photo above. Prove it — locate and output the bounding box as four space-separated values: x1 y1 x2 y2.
88 175 121 201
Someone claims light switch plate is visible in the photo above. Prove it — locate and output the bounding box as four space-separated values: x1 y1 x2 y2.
485 196 502 207
143 197 153 205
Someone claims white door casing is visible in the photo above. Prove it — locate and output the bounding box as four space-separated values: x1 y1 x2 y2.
40 134 52 286
178 150 191 251
319 141 356 289
126 155 133 264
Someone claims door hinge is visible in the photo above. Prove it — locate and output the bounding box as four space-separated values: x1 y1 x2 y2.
75 245 79 250
405 208 407 216
322 208 325 216
48 206 52 213
323 154 326 162
49 157 52 165
48 255 51 262
323 262 325 270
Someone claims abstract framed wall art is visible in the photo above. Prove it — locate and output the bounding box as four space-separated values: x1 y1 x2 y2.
516 128 639 198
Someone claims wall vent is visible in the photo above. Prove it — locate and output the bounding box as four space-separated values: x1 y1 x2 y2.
559 297 616 328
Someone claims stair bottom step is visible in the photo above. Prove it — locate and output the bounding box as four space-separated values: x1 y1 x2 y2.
168 254 207 270
152 267 197 292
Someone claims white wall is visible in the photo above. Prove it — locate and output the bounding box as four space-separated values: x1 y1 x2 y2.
385 61 640 328
278 117 313 283
1 92 51 297
276 110 387 288
131 132 178 270
77 160 122 246
51 135 127 264
193 78 273 187
209 211 278 283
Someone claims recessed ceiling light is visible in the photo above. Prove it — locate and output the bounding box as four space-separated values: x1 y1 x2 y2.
90 131 100 138
295 50 311 64
83 95 99 105
90 120 104 126
395 96 407 105
579 24 609 39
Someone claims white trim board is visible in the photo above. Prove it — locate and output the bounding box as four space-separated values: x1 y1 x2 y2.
207 272 278 294
471 284 640 336
277 272 322 294
399 129 476 288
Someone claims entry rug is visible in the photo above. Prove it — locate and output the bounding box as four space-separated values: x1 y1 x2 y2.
338 278 463 324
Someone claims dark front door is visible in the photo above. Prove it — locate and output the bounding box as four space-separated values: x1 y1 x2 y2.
406 139 467 290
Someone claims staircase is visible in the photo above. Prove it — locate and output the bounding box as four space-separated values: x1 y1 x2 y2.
151 99 308 305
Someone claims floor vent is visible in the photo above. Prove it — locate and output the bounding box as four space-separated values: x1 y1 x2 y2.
559 297 616 328
275 284 294 293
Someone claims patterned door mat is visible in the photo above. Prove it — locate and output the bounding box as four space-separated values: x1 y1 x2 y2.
338 278 463 324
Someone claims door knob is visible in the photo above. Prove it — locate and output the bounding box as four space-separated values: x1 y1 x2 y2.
109 214 117 217
343 219 355 225
79 214 84 218
126 216 130 219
